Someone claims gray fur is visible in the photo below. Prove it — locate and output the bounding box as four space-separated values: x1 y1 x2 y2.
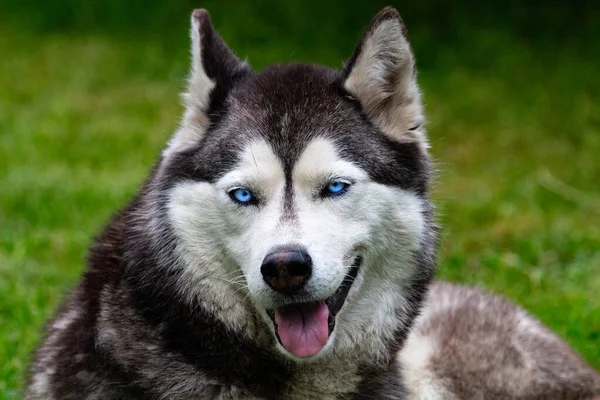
400 282 600 399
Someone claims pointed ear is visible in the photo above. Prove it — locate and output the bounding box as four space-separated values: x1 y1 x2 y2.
343 7 426 146
164 9 250 157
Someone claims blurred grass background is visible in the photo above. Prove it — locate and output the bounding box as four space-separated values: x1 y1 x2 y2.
0 0 599 397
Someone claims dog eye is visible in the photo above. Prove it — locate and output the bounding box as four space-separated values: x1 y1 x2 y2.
228 187 257 206
322 180 351 197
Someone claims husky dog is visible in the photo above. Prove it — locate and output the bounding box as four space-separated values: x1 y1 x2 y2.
27 7 600 400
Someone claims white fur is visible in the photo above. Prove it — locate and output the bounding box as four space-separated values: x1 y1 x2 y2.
399 334 450 400
167 181 258 336
166 137 427 362
51 308 79 331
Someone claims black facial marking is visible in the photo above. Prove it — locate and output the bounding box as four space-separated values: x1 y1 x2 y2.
162 60 430 198
181 64 426 189
281 169 296 221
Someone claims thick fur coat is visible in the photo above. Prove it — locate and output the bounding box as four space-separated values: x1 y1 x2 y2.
27 7 600 400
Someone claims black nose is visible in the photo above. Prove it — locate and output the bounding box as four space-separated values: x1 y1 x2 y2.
261 248 312 293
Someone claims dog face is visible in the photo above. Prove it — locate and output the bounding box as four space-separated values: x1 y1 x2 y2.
162 8 435 360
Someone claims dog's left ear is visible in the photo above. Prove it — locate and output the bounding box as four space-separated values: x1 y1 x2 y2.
343 7 426 146
165 9 250 157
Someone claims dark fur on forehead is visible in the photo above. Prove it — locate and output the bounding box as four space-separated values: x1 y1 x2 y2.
172 62 431 194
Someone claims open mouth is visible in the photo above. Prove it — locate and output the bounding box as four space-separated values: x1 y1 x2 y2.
266 256 362 358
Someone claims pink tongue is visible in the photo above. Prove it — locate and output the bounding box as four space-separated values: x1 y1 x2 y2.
275 301 329 358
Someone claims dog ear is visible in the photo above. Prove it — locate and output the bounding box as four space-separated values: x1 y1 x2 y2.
343 7 426 146
165 9 250 157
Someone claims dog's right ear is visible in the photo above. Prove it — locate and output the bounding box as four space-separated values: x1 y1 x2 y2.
164 9 250 157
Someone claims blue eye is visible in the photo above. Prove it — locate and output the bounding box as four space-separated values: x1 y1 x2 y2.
324 180 351 196
229 187 256 205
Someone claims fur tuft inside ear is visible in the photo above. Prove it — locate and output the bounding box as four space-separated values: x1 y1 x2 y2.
164 9 250 158
343 7 427 147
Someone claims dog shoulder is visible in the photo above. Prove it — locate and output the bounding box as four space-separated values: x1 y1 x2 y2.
399 281 600 399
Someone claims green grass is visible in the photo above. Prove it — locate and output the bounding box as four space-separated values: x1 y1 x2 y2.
1 2 599 397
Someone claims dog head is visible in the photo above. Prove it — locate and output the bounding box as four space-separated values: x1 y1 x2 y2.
159 8 436 361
